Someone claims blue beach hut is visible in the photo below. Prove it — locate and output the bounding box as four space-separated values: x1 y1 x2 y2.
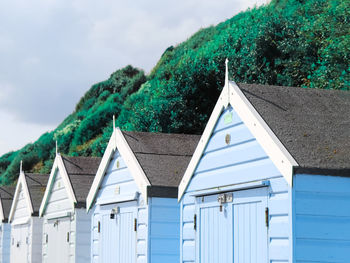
178 62 350 263
87 127 200 263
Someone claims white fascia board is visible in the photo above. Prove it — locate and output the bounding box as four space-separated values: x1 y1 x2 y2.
178 81 298 200
228 81 298 185
0 199 4 222
178 93 225 200
115 128 151 203
39 155 77 217
8 172 33 222
86 130 116 211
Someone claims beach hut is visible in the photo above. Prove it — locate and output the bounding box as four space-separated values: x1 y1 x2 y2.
0 185 15 263
8 171 48 263
178 62 350 263
39 154 101 263
87 128 200 263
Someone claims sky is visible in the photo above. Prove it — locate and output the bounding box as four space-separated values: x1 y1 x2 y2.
0 0 268 156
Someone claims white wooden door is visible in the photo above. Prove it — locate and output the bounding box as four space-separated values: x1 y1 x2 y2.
197 187 268 263
99 202 137 263
46 217 71 263
11 224 28 263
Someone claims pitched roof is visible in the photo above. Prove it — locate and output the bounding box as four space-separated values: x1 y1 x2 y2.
24 173 49 215
122 131 201 188
61 156 101 205
237 83 350 172
0 185 16 222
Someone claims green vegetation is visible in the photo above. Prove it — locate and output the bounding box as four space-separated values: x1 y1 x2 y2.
0 0 349 184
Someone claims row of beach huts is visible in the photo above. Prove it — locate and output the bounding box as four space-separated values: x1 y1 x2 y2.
0 69 349 263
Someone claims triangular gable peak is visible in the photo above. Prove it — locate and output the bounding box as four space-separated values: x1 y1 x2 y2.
87 128 151 211
8 172 34 223
39 154 77 217
178 74 298 200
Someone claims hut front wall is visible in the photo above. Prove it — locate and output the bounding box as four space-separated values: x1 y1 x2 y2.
180 107 292 263
0 223 11 263
75 208 91 263
42 169 75 263
294 174 350 262
149 197 180 263
91 150 148 263
10 184 32 263
30 217 43 263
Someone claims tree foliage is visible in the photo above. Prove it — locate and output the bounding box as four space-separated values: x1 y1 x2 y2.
0 0 349 184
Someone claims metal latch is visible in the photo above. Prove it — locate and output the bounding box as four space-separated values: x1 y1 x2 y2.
110 207 120 219
217 193 233 212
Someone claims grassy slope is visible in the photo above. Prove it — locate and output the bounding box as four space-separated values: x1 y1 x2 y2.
0 0 349 184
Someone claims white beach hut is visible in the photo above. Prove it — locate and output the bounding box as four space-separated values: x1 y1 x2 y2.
39 154 101 263
8 171 48 263
0 185 15 263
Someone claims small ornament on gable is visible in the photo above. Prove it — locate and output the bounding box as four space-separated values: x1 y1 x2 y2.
224 112 233 125
116 160 120 169
114 185 120 195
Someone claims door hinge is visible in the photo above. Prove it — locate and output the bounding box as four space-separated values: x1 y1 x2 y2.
97 221 100 233
265 207 269 228
46 234 48 243
194 214 197 231
67 232 70 243
134 218 137 232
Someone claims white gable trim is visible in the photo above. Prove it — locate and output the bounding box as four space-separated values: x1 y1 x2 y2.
86 130 117 211
39 155 77 216
178 81 298 200
86 128 151 211
8 172 33 223
0 198 4 222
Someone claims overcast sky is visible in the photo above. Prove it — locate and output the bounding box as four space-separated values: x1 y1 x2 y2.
0 0 268 156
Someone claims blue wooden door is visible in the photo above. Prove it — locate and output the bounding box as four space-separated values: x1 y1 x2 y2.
99 201 137 263
197 187 268 263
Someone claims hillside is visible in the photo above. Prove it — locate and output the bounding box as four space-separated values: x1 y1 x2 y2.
0 0 349 184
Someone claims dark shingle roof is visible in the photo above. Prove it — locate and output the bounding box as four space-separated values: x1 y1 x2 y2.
24 173 49 215
122 131 201 192
0 185 15 222
61 156 101 206
237 83 350 173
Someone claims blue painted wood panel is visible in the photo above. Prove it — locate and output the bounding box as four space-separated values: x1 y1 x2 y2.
294 174 350 263
0 223 11 263
149 198 180 263
180 107 292 263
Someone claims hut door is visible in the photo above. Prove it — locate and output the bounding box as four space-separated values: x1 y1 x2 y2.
11 224 28 263
99 201 137 263
47 216 71 263
197 193 233 263
197 187 268 263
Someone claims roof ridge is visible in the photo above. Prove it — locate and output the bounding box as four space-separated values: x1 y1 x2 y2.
134 152 193 157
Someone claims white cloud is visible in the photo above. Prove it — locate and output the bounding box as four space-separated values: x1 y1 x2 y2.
0 111 54 156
